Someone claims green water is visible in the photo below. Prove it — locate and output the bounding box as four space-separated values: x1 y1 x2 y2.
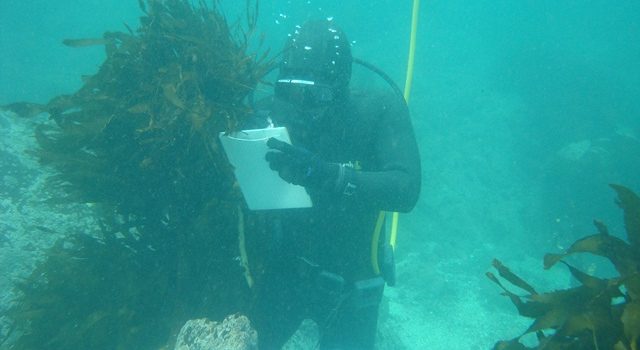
1 1 639 349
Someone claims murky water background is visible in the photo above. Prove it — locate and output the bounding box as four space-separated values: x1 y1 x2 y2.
1 1 639 348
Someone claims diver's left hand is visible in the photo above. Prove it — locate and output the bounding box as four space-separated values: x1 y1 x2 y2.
265 137 338 189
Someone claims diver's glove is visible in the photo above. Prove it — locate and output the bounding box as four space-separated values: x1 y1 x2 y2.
265 137 341 190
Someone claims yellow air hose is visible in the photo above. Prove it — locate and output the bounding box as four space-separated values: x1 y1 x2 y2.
237 205 254 288
372 0 420 274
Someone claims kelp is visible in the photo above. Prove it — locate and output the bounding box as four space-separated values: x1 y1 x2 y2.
488 184 640 350
37 0 272 214
7 1 273 349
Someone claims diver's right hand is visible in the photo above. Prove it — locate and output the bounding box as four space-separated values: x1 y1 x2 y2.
265 138 338 190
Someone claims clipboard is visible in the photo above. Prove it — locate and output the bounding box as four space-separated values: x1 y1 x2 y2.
218 127 312 210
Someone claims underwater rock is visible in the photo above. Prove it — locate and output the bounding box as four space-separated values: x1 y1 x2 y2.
281 319 320 350
556 139 609 162
174 316 321 350
0 110 101 346
174 314 258 350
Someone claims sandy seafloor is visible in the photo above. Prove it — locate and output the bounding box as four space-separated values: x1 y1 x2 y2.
2 1 640 349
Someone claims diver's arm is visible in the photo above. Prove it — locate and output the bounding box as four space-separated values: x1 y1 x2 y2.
265 94 421 212
336 96 421 212
339 167 419 213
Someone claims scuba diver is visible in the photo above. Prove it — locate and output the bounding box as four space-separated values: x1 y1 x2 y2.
247 18 421 349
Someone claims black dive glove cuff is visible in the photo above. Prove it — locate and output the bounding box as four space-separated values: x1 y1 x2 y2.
265 137 342 192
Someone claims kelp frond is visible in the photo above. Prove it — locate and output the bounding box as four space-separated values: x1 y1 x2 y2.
489 184 640 350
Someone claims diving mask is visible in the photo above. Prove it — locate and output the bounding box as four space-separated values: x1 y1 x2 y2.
275 79 335 108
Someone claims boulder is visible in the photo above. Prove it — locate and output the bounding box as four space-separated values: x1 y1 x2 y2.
174 314 258 350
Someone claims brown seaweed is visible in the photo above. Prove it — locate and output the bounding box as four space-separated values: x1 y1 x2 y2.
7 1 273 349
489 184 640 350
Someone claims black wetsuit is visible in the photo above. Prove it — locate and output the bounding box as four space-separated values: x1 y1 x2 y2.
246 88 421 349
